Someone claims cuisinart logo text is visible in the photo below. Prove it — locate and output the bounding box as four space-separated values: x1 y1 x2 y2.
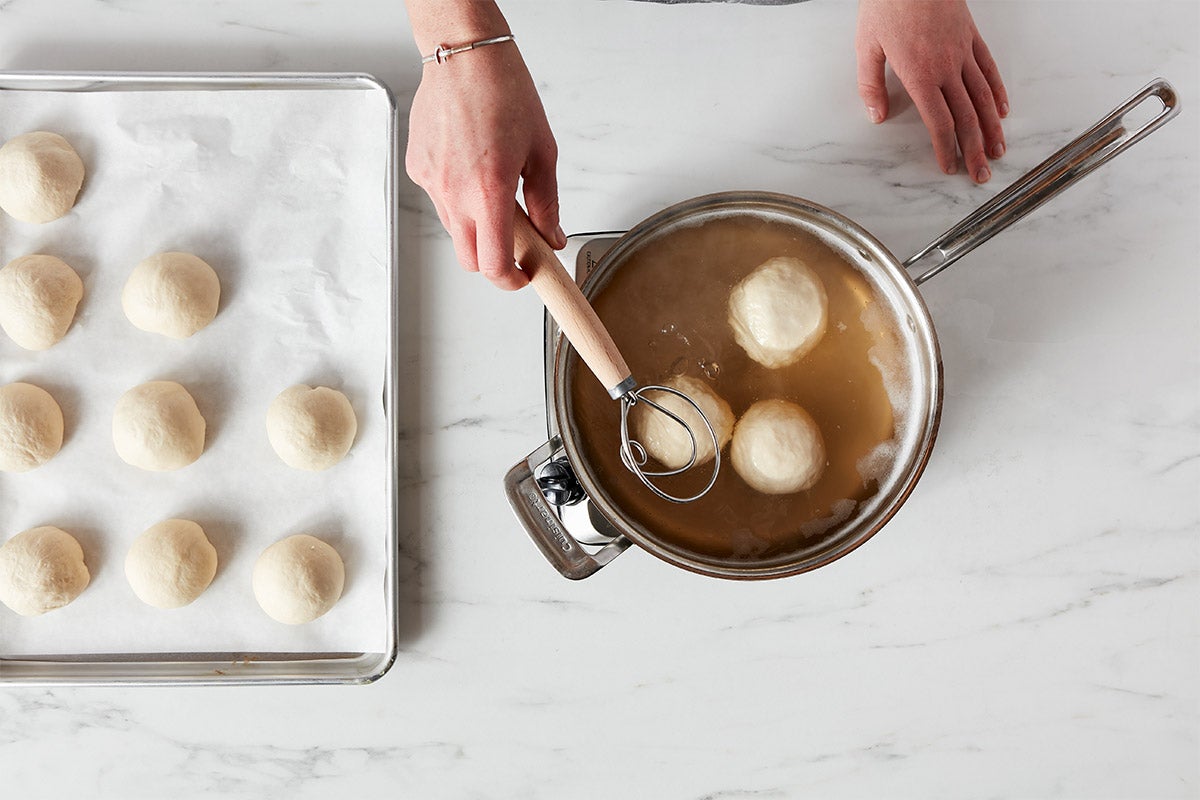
527 490 573 552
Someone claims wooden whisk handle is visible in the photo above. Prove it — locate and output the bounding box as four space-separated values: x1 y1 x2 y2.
512 203 633 397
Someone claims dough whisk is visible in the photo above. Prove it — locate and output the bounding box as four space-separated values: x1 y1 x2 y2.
512 204 720 503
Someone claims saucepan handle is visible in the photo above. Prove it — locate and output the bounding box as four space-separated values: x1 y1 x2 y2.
504 437 632 579
904 78 1179 285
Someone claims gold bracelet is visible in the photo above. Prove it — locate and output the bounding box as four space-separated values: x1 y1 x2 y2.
421 34 515 65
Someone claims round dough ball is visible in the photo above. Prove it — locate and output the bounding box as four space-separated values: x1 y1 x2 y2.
0 132 85 224
122 252 220 339
0 382 64 473
728 256 829 369
731 399 826 495
124 519 218 609
252 534 345 624
0 526 90 616
112 381 206 471
631 375 735 470
266 385 357 471
0 254 84 351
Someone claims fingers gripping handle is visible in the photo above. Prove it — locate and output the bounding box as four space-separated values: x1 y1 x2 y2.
512 203 634 398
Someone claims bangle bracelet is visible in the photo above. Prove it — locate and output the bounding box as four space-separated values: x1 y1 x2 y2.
421 34 515 65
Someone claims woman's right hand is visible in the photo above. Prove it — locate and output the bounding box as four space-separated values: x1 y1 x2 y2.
405 36 563 291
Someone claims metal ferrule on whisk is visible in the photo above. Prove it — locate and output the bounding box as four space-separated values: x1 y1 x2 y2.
608 376 638 401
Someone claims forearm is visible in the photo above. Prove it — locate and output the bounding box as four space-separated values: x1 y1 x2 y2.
403 0 511 54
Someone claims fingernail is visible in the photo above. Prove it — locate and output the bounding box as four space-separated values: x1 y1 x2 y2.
991 142 1005 159
554 224 566 248
946 162 958 175
867 106 883 124
976 166 991 183
999 101 1010 117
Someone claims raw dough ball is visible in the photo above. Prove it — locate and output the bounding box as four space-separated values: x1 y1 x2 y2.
0 254 84 351
252 534 345 624
124 519 218 609
728 256 829 369
0 132 85 224
266 385 357 471
112 381 206 471
0 526 90 616
731 399 826 495
0 382 64 473
631 375 735 470
122 252 221 339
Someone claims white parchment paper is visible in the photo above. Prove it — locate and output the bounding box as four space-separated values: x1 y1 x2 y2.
0 83 392 656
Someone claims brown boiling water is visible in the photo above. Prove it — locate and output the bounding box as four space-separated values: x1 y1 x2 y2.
566 213 902 562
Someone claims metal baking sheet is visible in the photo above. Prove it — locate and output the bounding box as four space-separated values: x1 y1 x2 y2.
0 72 399 685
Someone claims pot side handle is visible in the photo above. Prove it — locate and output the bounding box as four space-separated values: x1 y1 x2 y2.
904 78 1179 285
504 437 632 580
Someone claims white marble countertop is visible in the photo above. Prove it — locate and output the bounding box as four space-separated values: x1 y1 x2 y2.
1 1 1197 797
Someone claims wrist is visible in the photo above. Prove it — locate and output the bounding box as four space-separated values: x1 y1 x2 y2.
404 1 512 56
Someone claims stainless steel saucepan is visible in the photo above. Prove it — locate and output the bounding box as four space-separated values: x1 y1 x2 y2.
505 79 1179 580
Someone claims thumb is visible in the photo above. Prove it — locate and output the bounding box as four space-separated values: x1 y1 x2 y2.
522 135 565 249
856 37 889 124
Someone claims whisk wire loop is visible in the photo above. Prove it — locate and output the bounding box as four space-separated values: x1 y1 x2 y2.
618 384 721 504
